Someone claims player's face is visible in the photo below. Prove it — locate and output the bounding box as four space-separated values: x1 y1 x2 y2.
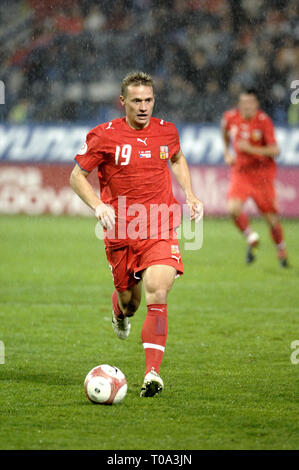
120 85 155 129
238 94 259 119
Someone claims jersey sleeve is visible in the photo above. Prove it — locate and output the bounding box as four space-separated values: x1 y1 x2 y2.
171 124 181 157
263 116 277 146
74 130 105 173
221 111 231 132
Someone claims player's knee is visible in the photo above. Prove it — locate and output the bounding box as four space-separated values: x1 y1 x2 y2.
127 298 140 316
122 298 140 317
228 199 242 217
264 213 279 227
149 287 169 304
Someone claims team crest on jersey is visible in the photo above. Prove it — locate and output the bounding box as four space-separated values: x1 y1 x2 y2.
240 130 250 139
139 150 151 158
251 129 262 141
160 146 169 159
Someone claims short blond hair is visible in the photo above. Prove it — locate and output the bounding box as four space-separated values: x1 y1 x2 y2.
121 71 154 97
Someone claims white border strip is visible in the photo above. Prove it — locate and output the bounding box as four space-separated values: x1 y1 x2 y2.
143 342 165 352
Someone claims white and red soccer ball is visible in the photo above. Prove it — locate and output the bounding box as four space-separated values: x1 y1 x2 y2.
84 364 127 405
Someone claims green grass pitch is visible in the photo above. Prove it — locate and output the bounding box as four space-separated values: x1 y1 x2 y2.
0 215 298 450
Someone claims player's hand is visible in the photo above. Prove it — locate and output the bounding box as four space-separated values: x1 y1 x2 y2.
237 140 254 154
224 150 236 166
95 202 115 230
186 195 203 223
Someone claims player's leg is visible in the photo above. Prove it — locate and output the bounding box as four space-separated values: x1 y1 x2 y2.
106 245 142 339
228 197 259 263
227 171 260 263
112 282 142 340
254 178 288 267
263 212 288 267
113 282 142 318
133 238 183 396
139 264 176 397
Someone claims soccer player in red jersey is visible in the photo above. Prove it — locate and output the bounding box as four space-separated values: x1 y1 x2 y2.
222 88 288 267
70 72 203 397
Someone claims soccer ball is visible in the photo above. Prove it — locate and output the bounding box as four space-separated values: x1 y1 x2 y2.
84 364 127 405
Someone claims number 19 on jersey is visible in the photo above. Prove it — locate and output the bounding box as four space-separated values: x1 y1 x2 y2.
115 145 132 166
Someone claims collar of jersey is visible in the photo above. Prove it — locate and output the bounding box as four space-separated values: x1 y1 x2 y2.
121 116 152 134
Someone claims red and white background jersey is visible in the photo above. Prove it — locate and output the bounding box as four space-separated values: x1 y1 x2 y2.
75 117 181 246
222 108 277 177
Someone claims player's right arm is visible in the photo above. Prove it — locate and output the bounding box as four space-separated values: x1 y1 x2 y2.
70 164 100 211
70 130 115 230
221 113 236 166
70 165 115 230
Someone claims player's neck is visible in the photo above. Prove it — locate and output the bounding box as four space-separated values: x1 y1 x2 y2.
240 110 258 120
125 116 151 131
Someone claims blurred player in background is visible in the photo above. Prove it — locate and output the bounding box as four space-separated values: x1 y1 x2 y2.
222 88 288 267
70 71 203 397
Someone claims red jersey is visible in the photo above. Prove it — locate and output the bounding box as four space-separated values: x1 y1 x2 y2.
75 116 181 247
222 108 277 177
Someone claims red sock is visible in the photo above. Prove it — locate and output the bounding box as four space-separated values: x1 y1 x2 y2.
270 223 287 258
112 290 124 319
233 213 250 234
270 223 283 244
141 304 167 375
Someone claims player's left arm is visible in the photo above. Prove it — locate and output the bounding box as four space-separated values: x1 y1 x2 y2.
170 148 203 222
237 116 280 158
237 140 280 158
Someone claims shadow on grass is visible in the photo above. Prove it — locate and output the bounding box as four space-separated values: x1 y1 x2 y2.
0 370 79 386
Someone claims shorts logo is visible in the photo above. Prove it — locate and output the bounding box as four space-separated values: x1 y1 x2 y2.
77 142 88 155
171 245 180 255
171 244 181 262
160 146 169 159
139 150 151 158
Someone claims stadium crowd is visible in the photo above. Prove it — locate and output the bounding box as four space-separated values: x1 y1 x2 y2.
1 0 299 125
